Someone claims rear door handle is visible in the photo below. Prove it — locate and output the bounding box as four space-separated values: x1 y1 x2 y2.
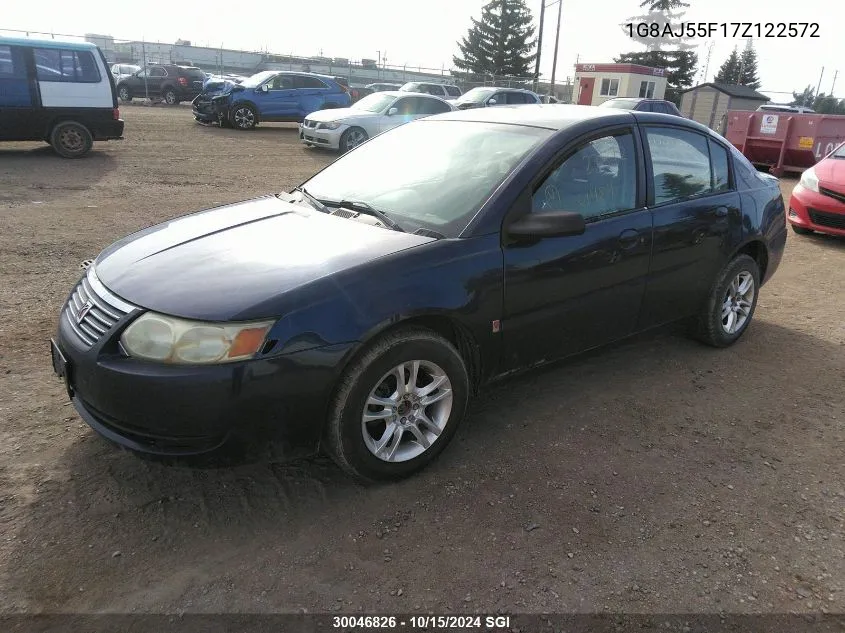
714 206 729 217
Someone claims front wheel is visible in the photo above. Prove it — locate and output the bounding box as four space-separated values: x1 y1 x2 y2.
691 254 760 348
230 104 257 130
50 121 93 158
324 327 469 482
340 126 368 152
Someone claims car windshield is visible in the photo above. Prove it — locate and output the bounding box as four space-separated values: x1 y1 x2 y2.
302 120 551 237
241 71 277 88
599 99 640 109
401 83 425 92
352 93 396 112
457 88 495 103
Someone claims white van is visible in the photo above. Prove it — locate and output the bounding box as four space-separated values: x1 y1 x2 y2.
0 36 124 158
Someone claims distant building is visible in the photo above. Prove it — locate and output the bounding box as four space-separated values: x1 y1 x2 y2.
573 62 667 105
680 83 770 132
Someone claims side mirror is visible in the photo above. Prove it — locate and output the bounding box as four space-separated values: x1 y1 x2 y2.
487 98 497 106
259 84 269 93
387 107 398 116
508 211 586 239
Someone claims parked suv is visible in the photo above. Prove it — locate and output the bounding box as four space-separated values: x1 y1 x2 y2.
399 82 462 100
194 70 351 130
598 97 683 116
110 63 140 84
116 64 206 105
454 86 541 109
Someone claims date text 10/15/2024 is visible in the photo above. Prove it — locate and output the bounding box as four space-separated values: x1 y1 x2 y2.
331 615 512 629
625 22 820 39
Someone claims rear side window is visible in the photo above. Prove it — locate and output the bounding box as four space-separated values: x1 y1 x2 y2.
183 68 206 81
645 127 713 205
445 85 461 97
419 97 452 115
709 140 731 191
34 48 101 82
295 75 327 89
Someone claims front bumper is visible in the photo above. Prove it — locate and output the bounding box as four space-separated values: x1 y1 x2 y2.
52 275 353 457
789 184 845 237
299 122 344 150
192 96 218 123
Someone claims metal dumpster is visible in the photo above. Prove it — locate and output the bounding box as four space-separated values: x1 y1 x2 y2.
724 110 845 177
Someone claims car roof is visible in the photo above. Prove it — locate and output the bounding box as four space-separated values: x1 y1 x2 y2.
0 36 99 51
376 90 449 101
427 103 710 132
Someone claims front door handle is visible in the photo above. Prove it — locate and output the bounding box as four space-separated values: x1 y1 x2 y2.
714 206 729 217
618 228 641 249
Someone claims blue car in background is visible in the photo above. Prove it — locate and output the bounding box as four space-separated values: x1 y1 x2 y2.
193 70 351 130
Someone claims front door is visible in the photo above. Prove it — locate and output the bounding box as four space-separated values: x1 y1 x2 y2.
258 73 297 119
637 125 743 329
379 96 430 133
501 126 653 371
0 44 37 141
578 78 595 105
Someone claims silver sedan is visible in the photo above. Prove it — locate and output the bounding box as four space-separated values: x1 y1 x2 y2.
300 91 455 152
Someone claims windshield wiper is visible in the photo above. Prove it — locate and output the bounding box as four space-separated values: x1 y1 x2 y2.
323 198 405 232
290 186 330 213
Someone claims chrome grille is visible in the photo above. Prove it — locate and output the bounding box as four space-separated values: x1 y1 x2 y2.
63 269 136 348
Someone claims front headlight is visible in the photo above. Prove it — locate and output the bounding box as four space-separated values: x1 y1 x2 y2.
318 121 342 130
799 166 819 192
121 312 275 364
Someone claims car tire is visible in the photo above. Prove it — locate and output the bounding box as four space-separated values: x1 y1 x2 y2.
49 121 93 159
230 104 257 130
340 126 368 152
324 327 469 483
790 224 813 235
118 85 132 102
163 89 179 105
691 254 760 348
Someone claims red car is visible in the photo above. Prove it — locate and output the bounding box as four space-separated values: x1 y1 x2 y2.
788 142 845 237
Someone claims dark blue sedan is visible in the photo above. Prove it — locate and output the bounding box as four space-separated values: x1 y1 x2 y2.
51 105 787 482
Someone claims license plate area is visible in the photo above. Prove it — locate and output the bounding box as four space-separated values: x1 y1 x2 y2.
50 338 74 398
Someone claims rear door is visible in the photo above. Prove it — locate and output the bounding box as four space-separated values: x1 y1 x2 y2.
0 44 38 141
294 75 330 119
33 46 112 108
637 125 743 329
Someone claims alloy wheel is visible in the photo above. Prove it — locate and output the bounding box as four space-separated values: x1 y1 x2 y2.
361 360 453 462
233 107 255 129
345 128 366 150
721 271 755 334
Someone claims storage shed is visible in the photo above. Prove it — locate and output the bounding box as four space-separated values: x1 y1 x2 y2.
573 63 667 106
679 83 770 133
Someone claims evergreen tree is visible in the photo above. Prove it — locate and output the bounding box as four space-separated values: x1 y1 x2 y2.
738 40 761 89
616 0 697 104
714 48 741 84
453 0 537 77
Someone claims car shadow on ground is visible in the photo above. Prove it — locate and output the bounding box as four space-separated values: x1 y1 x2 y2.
0 145 118 167
6 317 844 611
795 230 845 250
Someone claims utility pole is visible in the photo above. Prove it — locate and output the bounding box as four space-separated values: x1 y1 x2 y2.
549 0 563 94
377 50 381 81
831 70 839 96
534 0 546 93
816 66 825 97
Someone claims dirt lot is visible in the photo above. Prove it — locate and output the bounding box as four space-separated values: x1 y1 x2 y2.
0 105 843 617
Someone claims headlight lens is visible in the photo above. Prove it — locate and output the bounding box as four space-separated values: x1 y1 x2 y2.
318 121 342 130
121 312 275 364
799 166 819 192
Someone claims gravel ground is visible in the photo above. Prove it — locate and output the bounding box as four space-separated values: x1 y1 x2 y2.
0 105 843 617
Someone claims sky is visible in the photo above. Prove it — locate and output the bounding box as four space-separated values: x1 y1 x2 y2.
1 0 837 102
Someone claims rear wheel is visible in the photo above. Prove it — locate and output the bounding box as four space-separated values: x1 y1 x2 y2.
118 85 132 102
230 104 257 130
49 121 93 158
163 88 179 105
791 224 813 235
690 254 760 348
324 327 469 482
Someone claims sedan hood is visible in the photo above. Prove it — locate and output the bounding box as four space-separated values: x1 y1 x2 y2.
814 156 845 187
305 107 375 122
94 195 433 320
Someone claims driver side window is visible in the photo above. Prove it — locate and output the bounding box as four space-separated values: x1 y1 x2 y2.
531 132 637 220
268 75 294 90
